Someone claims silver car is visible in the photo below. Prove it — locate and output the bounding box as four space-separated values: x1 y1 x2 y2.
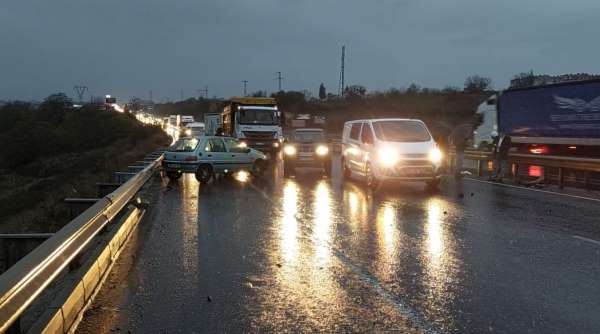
162 136 267 183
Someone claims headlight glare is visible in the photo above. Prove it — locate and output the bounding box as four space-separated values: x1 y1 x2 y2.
378 147 399 167
429 148 442 163
284 145 296 156
316 145 329 156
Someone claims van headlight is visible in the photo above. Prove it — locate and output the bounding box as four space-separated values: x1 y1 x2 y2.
378 147 399 167
316 145 329 156
429 148 442 163
185 129 192 136
284 145 297 156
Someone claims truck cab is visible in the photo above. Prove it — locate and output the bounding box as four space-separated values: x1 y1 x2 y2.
473 95 498 150
222 97 283 156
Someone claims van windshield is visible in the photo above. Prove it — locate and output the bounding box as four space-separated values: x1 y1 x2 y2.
372 120 431 142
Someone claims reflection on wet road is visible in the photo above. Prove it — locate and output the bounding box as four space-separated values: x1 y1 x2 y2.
79 157 600 333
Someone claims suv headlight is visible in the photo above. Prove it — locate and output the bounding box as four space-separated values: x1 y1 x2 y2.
429 148 442 163
316 145 329 156
378 147 399 167
284 145 296 156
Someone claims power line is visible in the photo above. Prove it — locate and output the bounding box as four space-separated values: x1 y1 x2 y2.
338 46 345 96
197 86 208 99
242 80 248 96
73 85 88 103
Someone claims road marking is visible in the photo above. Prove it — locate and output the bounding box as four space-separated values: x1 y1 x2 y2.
464 178 600 203
246 180 441 334
573 235 600 246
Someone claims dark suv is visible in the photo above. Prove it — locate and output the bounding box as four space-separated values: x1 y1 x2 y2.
282 128 332 177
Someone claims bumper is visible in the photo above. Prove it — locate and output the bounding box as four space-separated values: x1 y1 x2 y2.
245 139 280 153
373 163 441 181
161 160 199 173
284 154 331 167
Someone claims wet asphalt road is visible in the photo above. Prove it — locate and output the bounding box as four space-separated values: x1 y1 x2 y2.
78 156 600 333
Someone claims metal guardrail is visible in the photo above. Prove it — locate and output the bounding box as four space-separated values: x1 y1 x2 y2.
460 149 600 188
0 154 162 333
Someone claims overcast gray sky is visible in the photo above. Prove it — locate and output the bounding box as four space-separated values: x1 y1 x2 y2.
2 0 599 102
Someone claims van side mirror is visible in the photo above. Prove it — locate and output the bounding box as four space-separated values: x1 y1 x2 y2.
244 148 251 154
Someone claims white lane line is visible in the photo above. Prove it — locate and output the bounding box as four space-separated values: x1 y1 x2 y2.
464 178 600 203
246 180 441 334
573 235 600 246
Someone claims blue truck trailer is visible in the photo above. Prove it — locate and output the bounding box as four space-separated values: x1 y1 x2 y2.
474 79 600 156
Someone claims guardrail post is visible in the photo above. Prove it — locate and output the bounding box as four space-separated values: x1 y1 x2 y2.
558 167 564 189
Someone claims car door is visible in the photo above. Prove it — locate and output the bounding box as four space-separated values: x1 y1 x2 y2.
347 122 364 172
360 123 375 172
203 138 229 172
223 138 253 170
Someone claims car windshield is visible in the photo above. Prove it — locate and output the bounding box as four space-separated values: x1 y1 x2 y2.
238 109 277 125
293 130 325 142
372 121 431 142
168 138 199 152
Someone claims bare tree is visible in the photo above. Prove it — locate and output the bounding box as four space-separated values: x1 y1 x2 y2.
464 75 493 92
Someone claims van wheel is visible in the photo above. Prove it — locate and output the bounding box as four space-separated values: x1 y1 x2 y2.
252 159 266 177
195 165 213 184
365 163 379 188
166 171 182 180
283 161 295 178
342 158 351 179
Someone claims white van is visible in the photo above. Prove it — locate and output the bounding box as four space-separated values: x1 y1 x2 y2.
341 118 442 188
183 122 205 138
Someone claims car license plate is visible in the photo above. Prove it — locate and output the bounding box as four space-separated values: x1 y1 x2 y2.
255 142 264 145
402 167 429 176
168 164 181 169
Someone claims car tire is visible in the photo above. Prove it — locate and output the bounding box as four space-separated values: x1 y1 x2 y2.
342 157 351 179
166 171 182 180
195 165 213 184
252 159 266 177
365 162 379 188
283 161 295 178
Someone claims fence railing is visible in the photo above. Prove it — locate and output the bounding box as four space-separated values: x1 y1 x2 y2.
0 152 163 333
459 149 600 189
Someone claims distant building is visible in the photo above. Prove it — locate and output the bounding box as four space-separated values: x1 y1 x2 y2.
510 73 600 89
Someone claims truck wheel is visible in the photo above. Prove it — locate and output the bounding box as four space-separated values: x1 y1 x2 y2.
252 159 266 177
166 171 182 180
426 178 440 189
283 161 295 178
195 165 213 184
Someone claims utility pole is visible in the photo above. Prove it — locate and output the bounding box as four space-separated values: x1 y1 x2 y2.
276 72 283 92
338 46 345 96
242 80 248 96
73 85 88 103
149 90 153 102
180 89 184 101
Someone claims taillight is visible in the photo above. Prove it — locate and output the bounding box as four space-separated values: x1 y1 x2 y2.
185 156 197 161
529 146 548 154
